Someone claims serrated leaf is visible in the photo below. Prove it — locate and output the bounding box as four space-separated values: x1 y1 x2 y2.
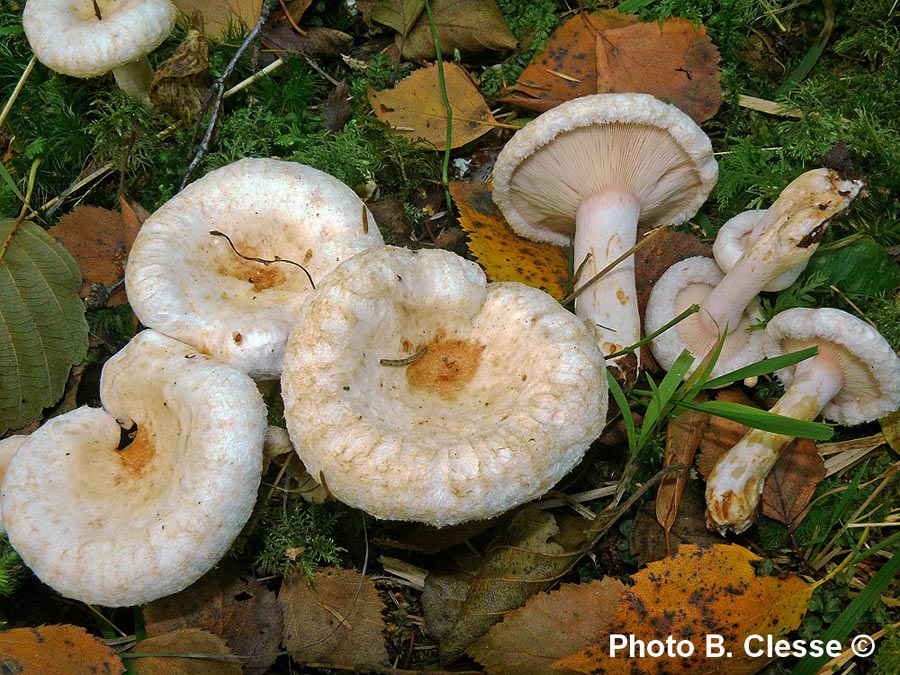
804 237 900 297
399 0 517 60
371 0 424 36
0 218 88 434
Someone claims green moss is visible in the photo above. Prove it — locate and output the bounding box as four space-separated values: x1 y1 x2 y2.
255 502 345 581
0 538 23 598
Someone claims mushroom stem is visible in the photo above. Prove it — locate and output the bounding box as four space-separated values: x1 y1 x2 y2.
573 191 641 359
705 353 844 533
112 56 155 106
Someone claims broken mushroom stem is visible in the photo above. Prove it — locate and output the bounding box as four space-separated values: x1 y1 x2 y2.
705 353 840 534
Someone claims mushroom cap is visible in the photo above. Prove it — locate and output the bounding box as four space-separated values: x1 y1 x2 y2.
712 210 807 292
0 435 27 536
126 158 384 379
764 307 900 426
492 93 718 246
281 246 608 527
23 0 176 78
0 330 266 606
645 256 764 379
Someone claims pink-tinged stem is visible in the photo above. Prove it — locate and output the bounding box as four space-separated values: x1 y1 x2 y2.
573 191 641 359
705 354 844 533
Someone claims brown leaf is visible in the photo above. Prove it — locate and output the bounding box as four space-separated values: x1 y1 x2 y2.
131 628 242 675
173 0 264 39
279 567 389 667
630 491 723 566
323 81 353 131
656 402 708 551
469 577 626 675
450 181 570 300
399 0 517 60
262 24 354 60
555 544 813 674
49 205 131 305
0 625 125 675
372 0 424 36
150 14 210 123
119 194 149 251
634 227 710 320
696 388 826 528
143 567 282 675
503 11 722 123
880 409 900 453
369 63 498 150
422 569 477 643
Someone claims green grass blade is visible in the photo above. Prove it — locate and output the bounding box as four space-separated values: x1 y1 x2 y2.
607 369 637 454
639 350 694 448
616 0 657 12
789 551 900 675
674 400 834 440
703 347 818 390
0 161 25 204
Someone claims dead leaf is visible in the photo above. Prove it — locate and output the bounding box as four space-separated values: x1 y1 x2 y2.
369 63 498 150
323 81 352 131
555 544 813 674
696 388 825 528
120 194 149 250
880 410 900 454
630 490 723 566
372 0 424 36
143 567 282 675
0 625 125 675
634 227 710 320
398 0 517 60
262 24 354 60
656 402 708 551
422 569 478 643
469 578 627 675
131 628 241 675
150 13 210 123
173 0 264 39
503 10 722 123
450 181 570 300
49 205 131 305
279 567 389 667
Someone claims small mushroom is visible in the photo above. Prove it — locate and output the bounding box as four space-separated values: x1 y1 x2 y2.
125 158 384 380
0 330 266 606
23 0 177 106
646 168 864 378
705 308 900 534
281 246 608 527
491 93 717 376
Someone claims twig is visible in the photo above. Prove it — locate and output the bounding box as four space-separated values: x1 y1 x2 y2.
0 55 36 133
380 346 428 367
209 229 315 288
180 0 277 190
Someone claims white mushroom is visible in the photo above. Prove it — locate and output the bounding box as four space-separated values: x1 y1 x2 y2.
281 246 608 527
706 308 900 534
23 0 177 106
491 93 717 377
0 435 27 536
646 168 865 378
126 158 384 380
0 330 266 606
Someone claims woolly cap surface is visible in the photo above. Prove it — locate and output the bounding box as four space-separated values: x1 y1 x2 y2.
281 246 608 527
23 0 176 78
0 330 266 606
764 308 900 425
492 93 717 246
126 158 384 379
645 256 764 378
0 435 26 536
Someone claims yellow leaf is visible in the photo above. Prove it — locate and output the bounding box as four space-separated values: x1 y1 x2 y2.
172 0 263 39
131 628 241 675
369 63 497 150
451 181 570 300
554 544 814 674
0 624 125 675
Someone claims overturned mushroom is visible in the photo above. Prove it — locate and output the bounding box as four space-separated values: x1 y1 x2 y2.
492 93 717 378
0 330 266 606
23 0 177 106
646 168 865 379
706 308 900 534
281 246 608 527
126 158 384 379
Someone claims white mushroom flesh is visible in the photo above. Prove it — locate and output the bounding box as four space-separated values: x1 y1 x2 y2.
281 247 608 527
126 158 384 379
0 330 266 606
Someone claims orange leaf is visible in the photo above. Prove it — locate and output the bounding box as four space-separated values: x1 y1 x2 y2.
503 11 722 123
555 544 813 675
369 63 498 150
0 624 125 675
469 577 627 675
398 0 517 60
131 628 241 675
450 181 570 300
173 0 263 39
